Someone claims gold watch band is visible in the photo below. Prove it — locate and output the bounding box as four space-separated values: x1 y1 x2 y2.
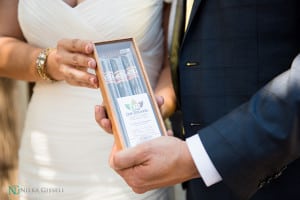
36 48 57 82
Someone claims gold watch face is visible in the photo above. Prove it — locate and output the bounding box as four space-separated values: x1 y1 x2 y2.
36 52 47 69
35 48 56 82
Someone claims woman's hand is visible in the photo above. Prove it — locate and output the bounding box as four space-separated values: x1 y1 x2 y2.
95 103 113 134
47 38 99 88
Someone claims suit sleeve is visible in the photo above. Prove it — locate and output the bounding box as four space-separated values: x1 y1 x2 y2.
197 54 300 199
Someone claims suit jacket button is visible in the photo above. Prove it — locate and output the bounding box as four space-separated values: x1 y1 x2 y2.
190 122 201 126
186 61 199 67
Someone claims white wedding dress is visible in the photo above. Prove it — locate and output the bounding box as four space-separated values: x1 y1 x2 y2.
18 0 174 199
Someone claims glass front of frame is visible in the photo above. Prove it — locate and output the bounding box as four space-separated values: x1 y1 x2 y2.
95 39 164 148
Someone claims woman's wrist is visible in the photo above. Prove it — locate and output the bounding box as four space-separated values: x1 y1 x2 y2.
35 48 58 82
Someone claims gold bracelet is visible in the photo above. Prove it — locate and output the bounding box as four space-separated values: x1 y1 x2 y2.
36 48 57 82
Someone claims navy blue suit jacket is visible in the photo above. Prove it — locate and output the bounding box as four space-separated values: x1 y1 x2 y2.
176 0 300 199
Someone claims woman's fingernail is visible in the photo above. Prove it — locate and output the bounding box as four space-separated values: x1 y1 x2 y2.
89 77 98 88
89 77 94 84
88 59 96 68
95 105 100 113
86 43 93 53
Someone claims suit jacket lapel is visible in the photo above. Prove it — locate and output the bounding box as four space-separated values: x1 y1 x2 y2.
168 0 203 101
185 0 203 35
168 0 186 103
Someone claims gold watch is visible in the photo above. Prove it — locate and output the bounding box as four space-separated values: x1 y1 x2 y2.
36 48 56 82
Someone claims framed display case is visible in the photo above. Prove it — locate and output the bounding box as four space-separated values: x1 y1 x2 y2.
94 38 167 149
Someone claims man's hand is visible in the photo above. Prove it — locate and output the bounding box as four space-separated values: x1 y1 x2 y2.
94 96 199 193
110 136 201 194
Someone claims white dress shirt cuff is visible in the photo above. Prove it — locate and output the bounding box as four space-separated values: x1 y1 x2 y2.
186 134 222 186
